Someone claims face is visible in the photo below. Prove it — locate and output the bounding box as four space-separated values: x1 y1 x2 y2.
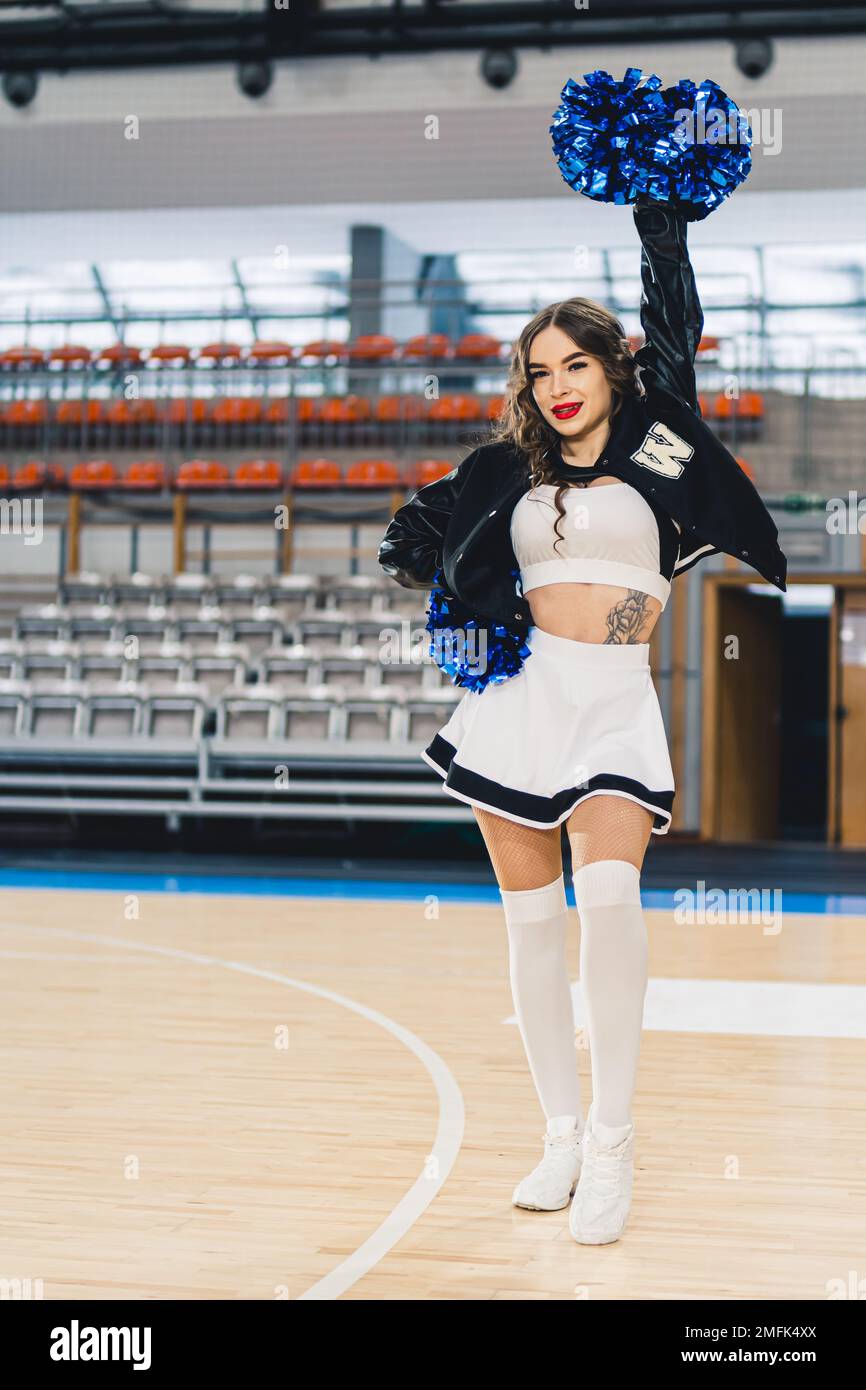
527 323 613 441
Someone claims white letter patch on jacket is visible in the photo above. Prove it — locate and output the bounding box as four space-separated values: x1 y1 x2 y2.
630 421 694 478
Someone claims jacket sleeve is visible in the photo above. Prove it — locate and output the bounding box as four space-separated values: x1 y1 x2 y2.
632 198 705 414
377 448 480 590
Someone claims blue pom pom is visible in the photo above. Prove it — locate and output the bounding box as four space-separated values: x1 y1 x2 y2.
635 77 751 219
550 66 661 206
551 66 751 219
424 567 532 694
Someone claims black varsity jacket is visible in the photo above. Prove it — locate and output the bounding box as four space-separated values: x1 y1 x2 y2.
378 199 788 632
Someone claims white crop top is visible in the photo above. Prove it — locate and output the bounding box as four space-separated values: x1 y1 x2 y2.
509 482 674 610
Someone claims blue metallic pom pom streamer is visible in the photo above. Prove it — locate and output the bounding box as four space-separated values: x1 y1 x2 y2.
636 76 751 220
424 566 533 694
551 66 751 220
550 66 659 207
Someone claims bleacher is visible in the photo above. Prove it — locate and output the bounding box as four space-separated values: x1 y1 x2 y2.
0 571 465 823
0 330 773 494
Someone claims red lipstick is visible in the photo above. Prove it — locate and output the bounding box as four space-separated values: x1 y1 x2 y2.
552 403 583 419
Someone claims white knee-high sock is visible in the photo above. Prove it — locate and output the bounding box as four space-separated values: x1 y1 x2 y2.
499 873 583 1129
573 859 648 1140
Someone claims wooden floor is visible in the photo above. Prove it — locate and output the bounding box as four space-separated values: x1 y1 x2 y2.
1 882 864 1301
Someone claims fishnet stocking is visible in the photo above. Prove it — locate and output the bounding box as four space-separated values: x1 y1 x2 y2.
472 795 654 891
472 807 562 890
565 794 654 874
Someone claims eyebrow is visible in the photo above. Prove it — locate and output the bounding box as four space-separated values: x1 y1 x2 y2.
527 350 588 370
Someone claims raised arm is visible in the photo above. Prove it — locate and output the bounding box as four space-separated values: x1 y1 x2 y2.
631 198 705 414
377 448 480 590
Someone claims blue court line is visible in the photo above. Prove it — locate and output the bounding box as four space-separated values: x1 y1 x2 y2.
0 868 864 915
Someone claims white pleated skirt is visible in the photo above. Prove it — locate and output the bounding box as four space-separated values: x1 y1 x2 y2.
421 624 675 834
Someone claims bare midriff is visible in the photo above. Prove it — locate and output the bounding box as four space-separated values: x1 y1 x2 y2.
524 477 662 645
526 582 661 645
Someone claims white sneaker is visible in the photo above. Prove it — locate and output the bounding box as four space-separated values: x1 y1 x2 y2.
512 1116 583 1211
568 1103 635 1244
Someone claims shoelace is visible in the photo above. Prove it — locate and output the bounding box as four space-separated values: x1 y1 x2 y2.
534 1129 581 1172
583 1141 628 1200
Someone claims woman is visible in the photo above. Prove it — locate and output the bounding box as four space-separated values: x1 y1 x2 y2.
377 198 787 1245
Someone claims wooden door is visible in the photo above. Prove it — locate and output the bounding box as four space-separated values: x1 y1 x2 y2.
706 585 783 841
837 590 866 846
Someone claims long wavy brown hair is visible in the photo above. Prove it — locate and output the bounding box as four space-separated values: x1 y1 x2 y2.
487 298 640 556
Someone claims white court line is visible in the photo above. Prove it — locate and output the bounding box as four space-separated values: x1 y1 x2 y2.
0 921 465 1301
505 977 866 1039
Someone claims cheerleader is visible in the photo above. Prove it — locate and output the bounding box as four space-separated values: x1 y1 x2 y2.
378 195 786 1244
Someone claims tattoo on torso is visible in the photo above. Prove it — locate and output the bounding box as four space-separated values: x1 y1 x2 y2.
604 590 650 644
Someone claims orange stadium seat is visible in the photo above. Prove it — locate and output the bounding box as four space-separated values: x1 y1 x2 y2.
56 400 103 425
374 395 426 422
5 400 47 425
712 391 765 422
264 398 290 423
248 341 297 364
487 394 506 421
159 397 207 425
11 461 53 490
290 457 343 487
0 463 9 487
375 395 402 423
414 458 455 486
0 346 45 369
301 340 347 362
740 391 765 421
697 393 710 416
344 458 402 487
454 334 503 361
348 335 398 361
713 392 764 445
735 456 755 480
48 345 92 368
149 344 192 365
104 399 158 426
69 459 118 490
175 458 230 489
210 398 263 424
10 461 42 489
123 459 166 489
427 393 483 421
97 343 144 367
401 334 453 362
317 395 372 423
262 396 318 424
197 342 243 364
235 458 283 489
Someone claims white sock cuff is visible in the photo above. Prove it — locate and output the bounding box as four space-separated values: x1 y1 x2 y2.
572 858 642 909
499 872 567 924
